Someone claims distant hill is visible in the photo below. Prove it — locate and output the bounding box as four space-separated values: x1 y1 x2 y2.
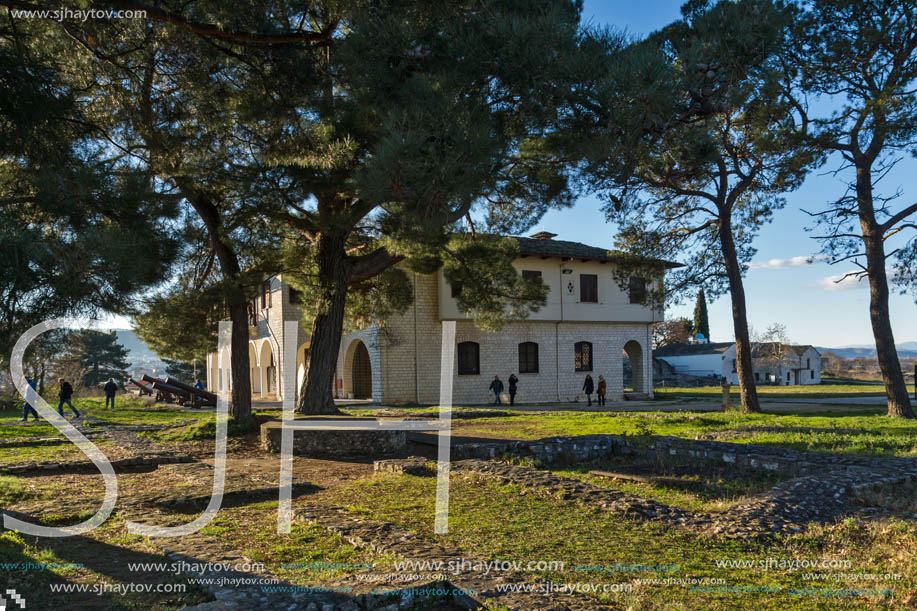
816 344 917 359
107 329 168 371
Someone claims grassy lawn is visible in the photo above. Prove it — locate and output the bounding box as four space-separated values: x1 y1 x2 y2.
0 518 209 609
198 499 397 585
551 457 792 512
449 409 917 457
654 383 887 399
327 471 915 610
0 397 196 441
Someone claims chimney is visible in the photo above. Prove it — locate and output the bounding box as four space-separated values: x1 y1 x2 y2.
530 231 557 240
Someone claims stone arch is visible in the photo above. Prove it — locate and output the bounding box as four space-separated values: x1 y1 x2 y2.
248 342 261 395
296 342 310 401
258 339 276 398
218 347 231 393
342 339 373 399
622 339 645 394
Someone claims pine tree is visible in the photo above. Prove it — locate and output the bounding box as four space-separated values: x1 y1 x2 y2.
66 331 131 388
783 0 916 418
577 0 818 412
0 10 181 368
693 290 710 341
40 0 587 416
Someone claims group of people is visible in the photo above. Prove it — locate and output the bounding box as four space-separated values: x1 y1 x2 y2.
488 373 607 406
19 377 121 422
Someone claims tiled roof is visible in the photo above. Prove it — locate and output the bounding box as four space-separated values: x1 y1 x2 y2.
653 342 733 356
514 237 681 268
751 342 819 357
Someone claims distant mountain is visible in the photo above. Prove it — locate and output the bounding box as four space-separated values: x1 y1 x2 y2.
111 330 158 360
106 329 168 372
816 344 917 359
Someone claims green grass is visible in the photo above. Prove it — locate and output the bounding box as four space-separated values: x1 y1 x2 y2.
451 409 917 457
551 459 790 512
654 383 886 399
198 500 396 584
0 519 208 610
0 475 37 504
326 472 914 610
0 439 116 465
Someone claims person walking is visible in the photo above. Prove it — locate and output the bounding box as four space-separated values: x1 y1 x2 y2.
597 375 607 406
20 378 40 422
508 374 519 406
57 378 81 419
582 374 595 406
489 375 504 405
103 377 118 409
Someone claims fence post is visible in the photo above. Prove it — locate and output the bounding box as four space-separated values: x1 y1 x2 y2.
721 381 731 411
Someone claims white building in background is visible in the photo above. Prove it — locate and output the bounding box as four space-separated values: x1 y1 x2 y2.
205 233 679 404
654 341 822 386
652 342 733 378
721 343 822 386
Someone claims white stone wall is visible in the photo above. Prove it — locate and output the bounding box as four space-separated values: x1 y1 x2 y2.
207 268 657 405
336 326 383 401
380 272 653 405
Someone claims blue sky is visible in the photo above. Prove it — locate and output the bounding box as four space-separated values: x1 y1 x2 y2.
530 0 917 347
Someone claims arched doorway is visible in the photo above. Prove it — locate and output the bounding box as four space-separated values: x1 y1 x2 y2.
622 340 644 394
350 341 372 399
258 340 275 398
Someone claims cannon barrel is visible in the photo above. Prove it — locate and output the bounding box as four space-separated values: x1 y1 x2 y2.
131 378 154 395
149 379 191 399
164 376 217 402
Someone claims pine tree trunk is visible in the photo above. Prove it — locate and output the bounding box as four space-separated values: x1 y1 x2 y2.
719 215 761 413
183 188 253 421
856 168 914 418
228 298 253 421
297 231 348 415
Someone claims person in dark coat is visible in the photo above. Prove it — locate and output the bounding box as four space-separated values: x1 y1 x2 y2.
103 377 118 410
582 374 594 406
20 378 40 422
489 375 504 405
193 379 205 390
507 374 519 406
597 375 607 406
57 378 81 419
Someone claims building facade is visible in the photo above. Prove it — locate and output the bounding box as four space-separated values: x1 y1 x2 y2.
206 235 676 404
654 341 822 386
721 343 822 386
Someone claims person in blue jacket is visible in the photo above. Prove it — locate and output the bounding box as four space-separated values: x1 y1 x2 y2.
193 379 205 390
20 378 40 422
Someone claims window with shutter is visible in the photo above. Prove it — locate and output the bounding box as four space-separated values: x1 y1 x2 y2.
580 274 598 302
518 342 539 373
457 342 480 375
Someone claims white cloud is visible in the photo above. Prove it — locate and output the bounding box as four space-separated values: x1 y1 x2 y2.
747 255 827 270
817 271 869 291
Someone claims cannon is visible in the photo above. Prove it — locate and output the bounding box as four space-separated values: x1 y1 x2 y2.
131 378 154 396
164 376 217 405
140 374 215 407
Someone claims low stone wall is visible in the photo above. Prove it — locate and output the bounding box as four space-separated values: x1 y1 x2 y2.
0 453 193 474
450 433 917 483
260 420 406 457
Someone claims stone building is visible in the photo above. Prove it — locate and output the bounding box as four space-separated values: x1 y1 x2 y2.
205 233 678 405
